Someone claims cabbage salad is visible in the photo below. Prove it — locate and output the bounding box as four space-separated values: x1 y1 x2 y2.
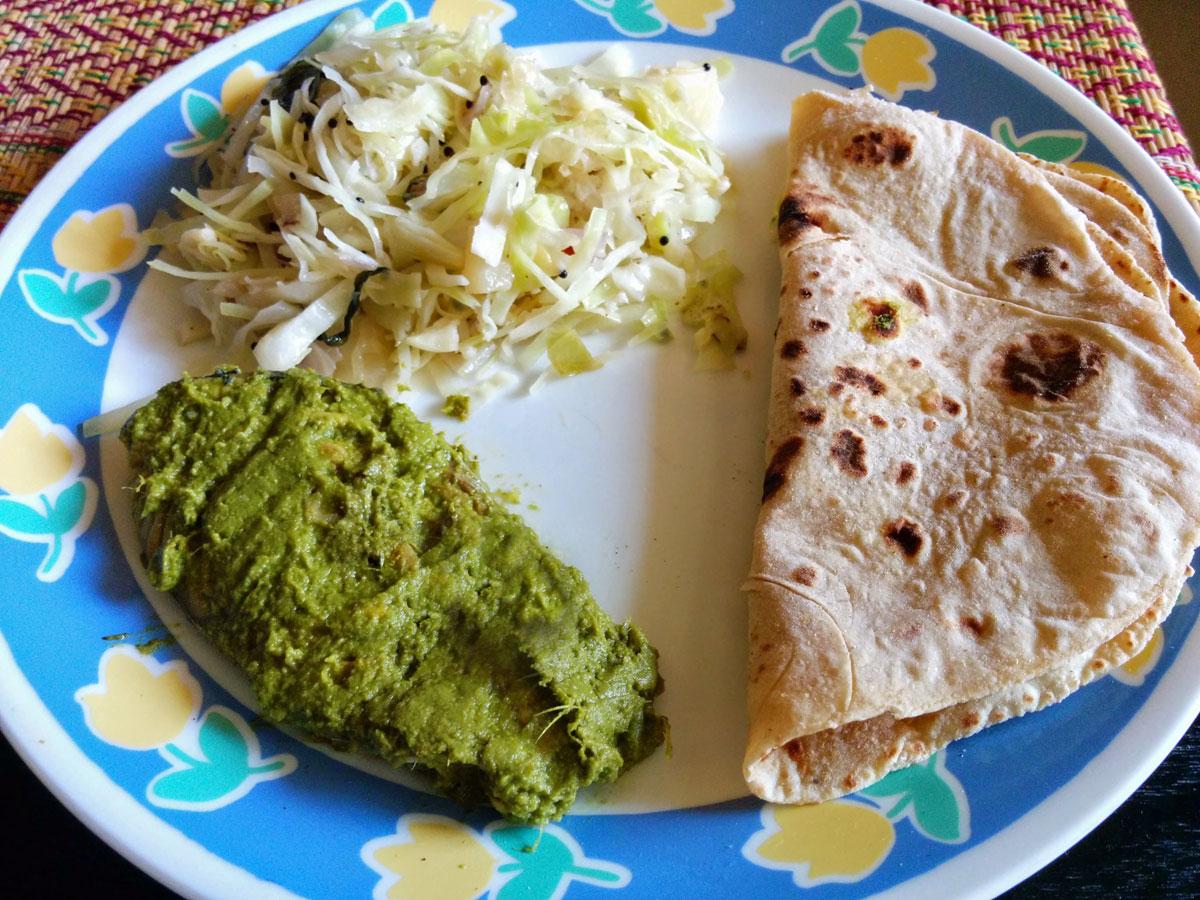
149 20 743 402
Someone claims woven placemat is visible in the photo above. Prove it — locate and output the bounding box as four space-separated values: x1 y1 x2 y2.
933 0 1200 210
1 0 1197 227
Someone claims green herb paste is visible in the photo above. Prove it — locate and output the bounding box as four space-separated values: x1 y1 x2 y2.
121 368 666 822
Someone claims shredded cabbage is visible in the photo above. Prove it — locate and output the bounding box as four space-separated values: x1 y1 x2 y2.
148 20 740 401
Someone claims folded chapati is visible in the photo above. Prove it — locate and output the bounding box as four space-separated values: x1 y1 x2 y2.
745 90 1200 804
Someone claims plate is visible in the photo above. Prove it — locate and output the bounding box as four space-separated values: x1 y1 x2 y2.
2 0 1198 896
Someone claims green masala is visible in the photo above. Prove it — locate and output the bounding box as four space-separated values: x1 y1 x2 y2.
121 368 666 822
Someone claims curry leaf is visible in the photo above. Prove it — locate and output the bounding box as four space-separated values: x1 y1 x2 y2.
319 267 386 346
0 496 51 537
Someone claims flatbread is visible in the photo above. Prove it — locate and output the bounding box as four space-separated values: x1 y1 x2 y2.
745 90 1200 804
1018 154 1170 309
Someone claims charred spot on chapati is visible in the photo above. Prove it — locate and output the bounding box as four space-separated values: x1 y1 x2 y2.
902 280 928 312
809 319 831 333
883 518 924 557
1011 246 1069 279
798 406 826 426
893 461 917 485
941 396 962 416
778 191 833 244
789 378 807 397
960 614 995 638
852 298 907 341
845 127 914 166
782 339 807 359
869 414 888 428
792 566 817 586
831 429 868 477
833 365 887 396
995 331 1104 402
988 514 1027 536
762 436 805 502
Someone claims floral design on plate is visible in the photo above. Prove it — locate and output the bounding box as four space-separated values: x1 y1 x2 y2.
166 62 272 158
0 405 97 582
427 0 516 32
743 799 896 887
363 814 631 899
16 205 144 345
782 0 936 101
1112 625 1165 687
165 0 445 159
991 116 1087 164
571 0 734 38
76 646 296 810
856 751 970 843
743 751 968 886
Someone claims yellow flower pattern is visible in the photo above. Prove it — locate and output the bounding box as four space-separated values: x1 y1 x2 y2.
861 28 937 102
428 0 516 32
782 0 936 102
220 62 271 120
0 404 96 581
0 406 77 497
571 0 733 38
743 800 895 886
76 646 201 750
51 206 144 274
655 0 733 35
363 815 497 900
1112 625 1165 687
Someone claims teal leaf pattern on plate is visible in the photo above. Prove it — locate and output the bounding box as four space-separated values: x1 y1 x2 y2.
782 0 866 75
149 706 296 810
991 116 1087 164
0 482 97 582
17 269 118 345
373 0 413 29
572 0 666 38
0 496 51 537
858 752 970 844
167 88 228 157
487 823 631 899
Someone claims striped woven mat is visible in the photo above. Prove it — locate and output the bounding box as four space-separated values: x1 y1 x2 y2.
1 0 1197 227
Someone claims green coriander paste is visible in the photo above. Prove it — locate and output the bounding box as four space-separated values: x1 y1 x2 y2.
121 368 666 822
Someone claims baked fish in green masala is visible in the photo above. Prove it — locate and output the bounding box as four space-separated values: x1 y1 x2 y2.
121 367 666 822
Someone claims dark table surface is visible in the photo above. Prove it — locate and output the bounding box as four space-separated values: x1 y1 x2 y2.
2 716 1197 898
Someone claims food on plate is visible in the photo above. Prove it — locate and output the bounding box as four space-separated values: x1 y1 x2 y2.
744 90 1200 804
148 21 741 402
120 368 666 822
